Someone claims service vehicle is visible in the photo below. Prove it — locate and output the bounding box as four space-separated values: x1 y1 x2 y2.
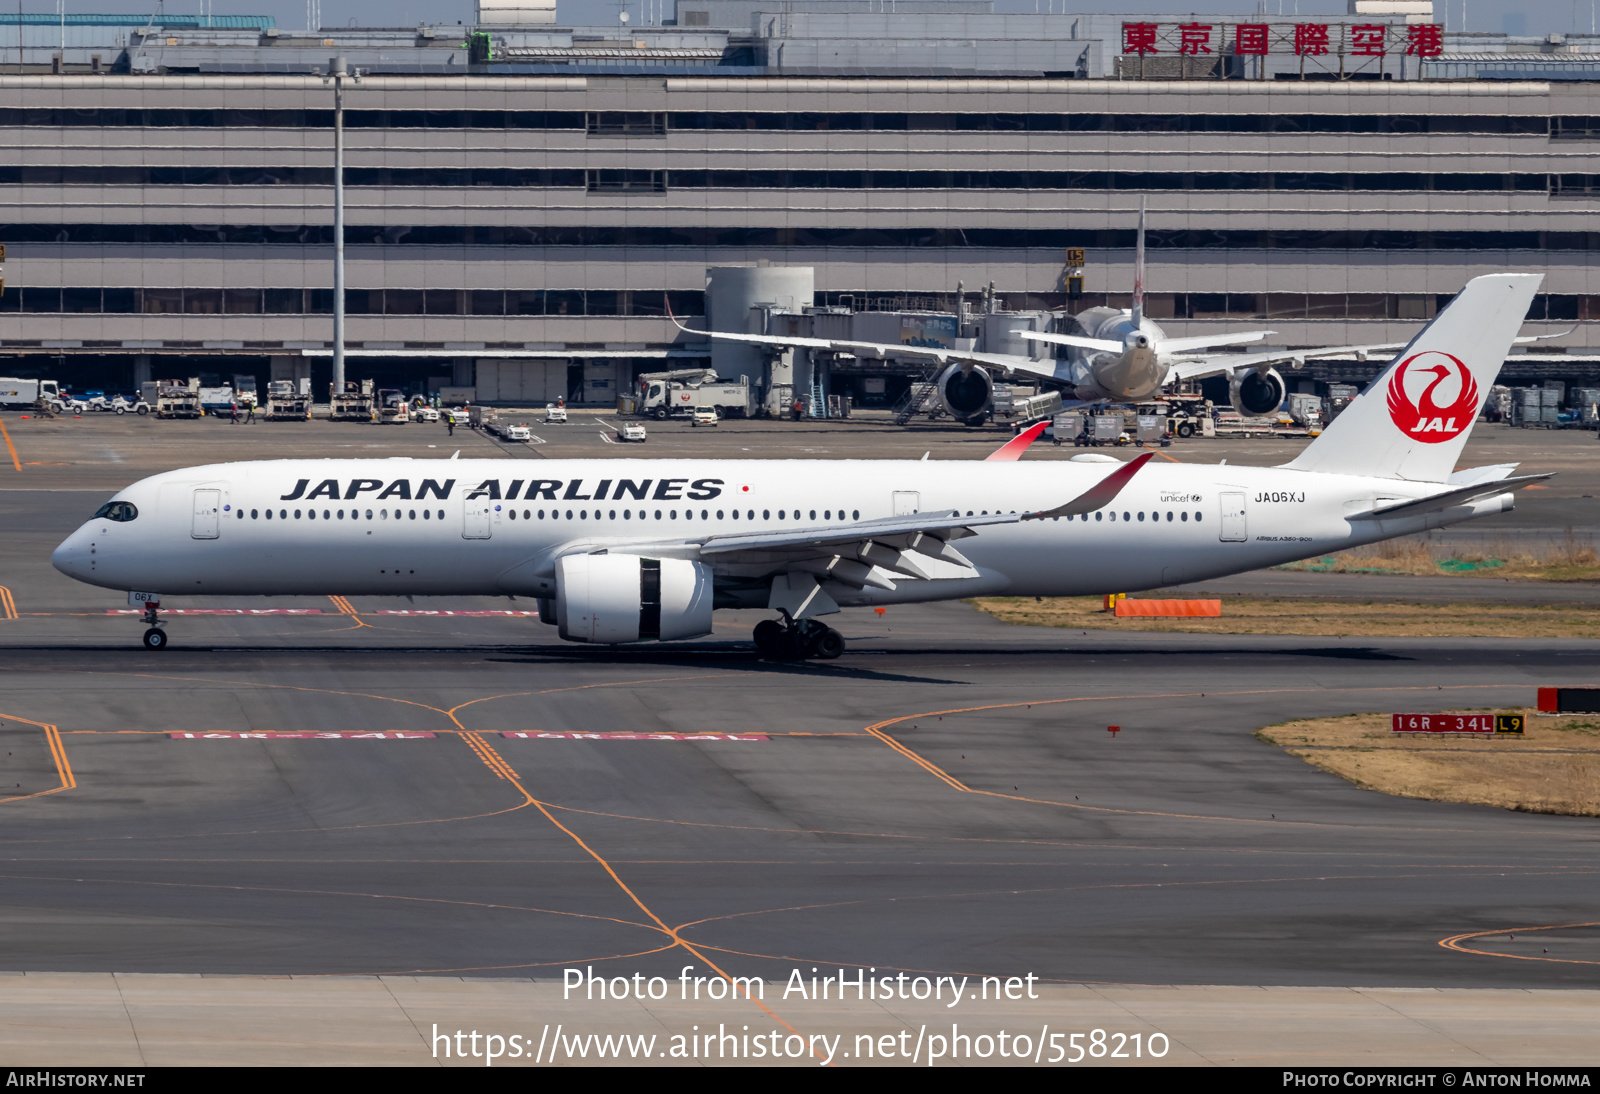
544 403 568 424
618 421 648 443
329 380 376 422
148 379 202 419
691 406 719 427
0 377 64 409
264 380 311 421
377 389 410 424
51 275 1555 663
110 394 151 416
638 368 755 420
413 405 440 423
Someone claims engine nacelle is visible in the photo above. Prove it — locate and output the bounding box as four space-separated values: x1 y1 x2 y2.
1229 367 1287 417
936 363 993 422
556 554 713 644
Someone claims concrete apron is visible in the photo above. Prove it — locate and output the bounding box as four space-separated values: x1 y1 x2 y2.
1 974 1594 1066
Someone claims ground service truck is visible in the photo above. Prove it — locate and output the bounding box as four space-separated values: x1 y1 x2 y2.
637 368 755 420
0 378 63 409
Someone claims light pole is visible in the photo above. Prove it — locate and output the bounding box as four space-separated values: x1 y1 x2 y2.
322 56 359 393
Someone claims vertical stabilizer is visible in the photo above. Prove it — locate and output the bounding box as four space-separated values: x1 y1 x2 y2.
1130 196 1146 330
1285 273 1541 483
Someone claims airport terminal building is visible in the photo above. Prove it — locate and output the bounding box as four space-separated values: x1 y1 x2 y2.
1 2 1598 405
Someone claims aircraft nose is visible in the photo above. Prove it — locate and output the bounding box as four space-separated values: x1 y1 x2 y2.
52 526 90 579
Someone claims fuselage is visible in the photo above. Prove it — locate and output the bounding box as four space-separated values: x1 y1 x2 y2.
52 457 1512 606
1062 306 1166 403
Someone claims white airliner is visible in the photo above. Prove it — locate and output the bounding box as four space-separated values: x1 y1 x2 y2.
54 274 1546 658
676 200 1417 423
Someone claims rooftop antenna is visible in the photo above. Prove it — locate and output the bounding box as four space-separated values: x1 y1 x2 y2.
1131 196 1146 330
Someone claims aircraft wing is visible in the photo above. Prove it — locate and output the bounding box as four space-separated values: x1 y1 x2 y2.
611 454 1151 590
1164 342 1411 382
669 314 1047 377
1164 329 1573 383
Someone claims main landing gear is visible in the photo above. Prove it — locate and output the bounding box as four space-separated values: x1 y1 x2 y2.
753 617 844 660
139 602 168 650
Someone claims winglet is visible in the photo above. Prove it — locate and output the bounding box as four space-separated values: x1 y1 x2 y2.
986 420 1050 462
665 293 696 335
1023 452 1154 520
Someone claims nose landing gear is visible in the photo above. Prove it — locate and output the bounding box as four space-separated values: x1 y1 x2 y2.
139 602 168 650
752 617 844 660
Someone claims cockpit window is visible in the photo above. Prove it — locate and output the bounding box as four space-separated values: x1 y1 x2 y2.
92 501 138 523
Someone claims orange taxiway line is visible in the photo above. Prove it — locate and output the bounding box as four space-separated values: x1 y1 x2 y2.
0 586 17 620
0 417 19 472
860 682 1534 828
0 710 75 804
1439 920 1600 967
454 717 824 1060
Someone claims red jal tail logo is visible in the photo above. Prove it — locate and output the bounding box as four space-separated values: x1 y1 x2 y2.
1385 351 1479 444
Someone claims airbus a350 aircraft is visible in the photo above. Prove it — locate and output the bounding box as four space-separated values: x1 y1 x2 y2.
676 200 1420 424
54 274 1546 659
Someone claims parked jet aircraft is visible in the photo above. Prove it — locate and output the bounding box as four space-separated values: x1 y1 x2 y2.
674 200 1417 425
55 275 1546 659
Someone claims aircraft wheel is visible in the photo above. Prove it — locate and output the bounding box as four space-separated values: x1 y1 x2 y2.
142 627 168 651
812 628 845 660
753 619 782 652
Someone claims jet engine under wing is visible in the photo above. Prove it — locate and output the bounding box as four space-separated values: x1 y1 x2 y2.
1347 474 1553 521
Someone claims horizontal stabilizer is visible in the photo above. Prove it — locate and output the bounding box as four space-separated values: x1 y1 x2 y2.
1013 330 1123 354
1156 330 1275 353
1024 452 1154 520
1348 474 1552 521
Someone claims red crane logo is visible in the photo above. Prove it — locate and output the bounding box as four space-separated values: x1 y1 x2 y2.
1385 352 1479 444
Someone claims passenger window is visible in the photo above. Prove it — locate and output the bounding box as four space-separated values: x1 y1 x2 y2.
852 510 859 520
1166 511 1173 522
763 509 770 520
237 509 245 520
1095 511 1103 521
731 509 739 520
251 509 259 519
1195 511 1203 522
669 509 676 519
702 509 709 519
1122 512 1130 521
1181 511 1188 522
717 510 724 519
538 510 545 519
365 509 373 519
337 510 343 519
1137 512 1144 522
381 509 389 520
609 510 616 520
747 510 753 519
810 510 816 520
295 509 301 518
265 509 272 520
654 509 661 519
825 510 831 519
